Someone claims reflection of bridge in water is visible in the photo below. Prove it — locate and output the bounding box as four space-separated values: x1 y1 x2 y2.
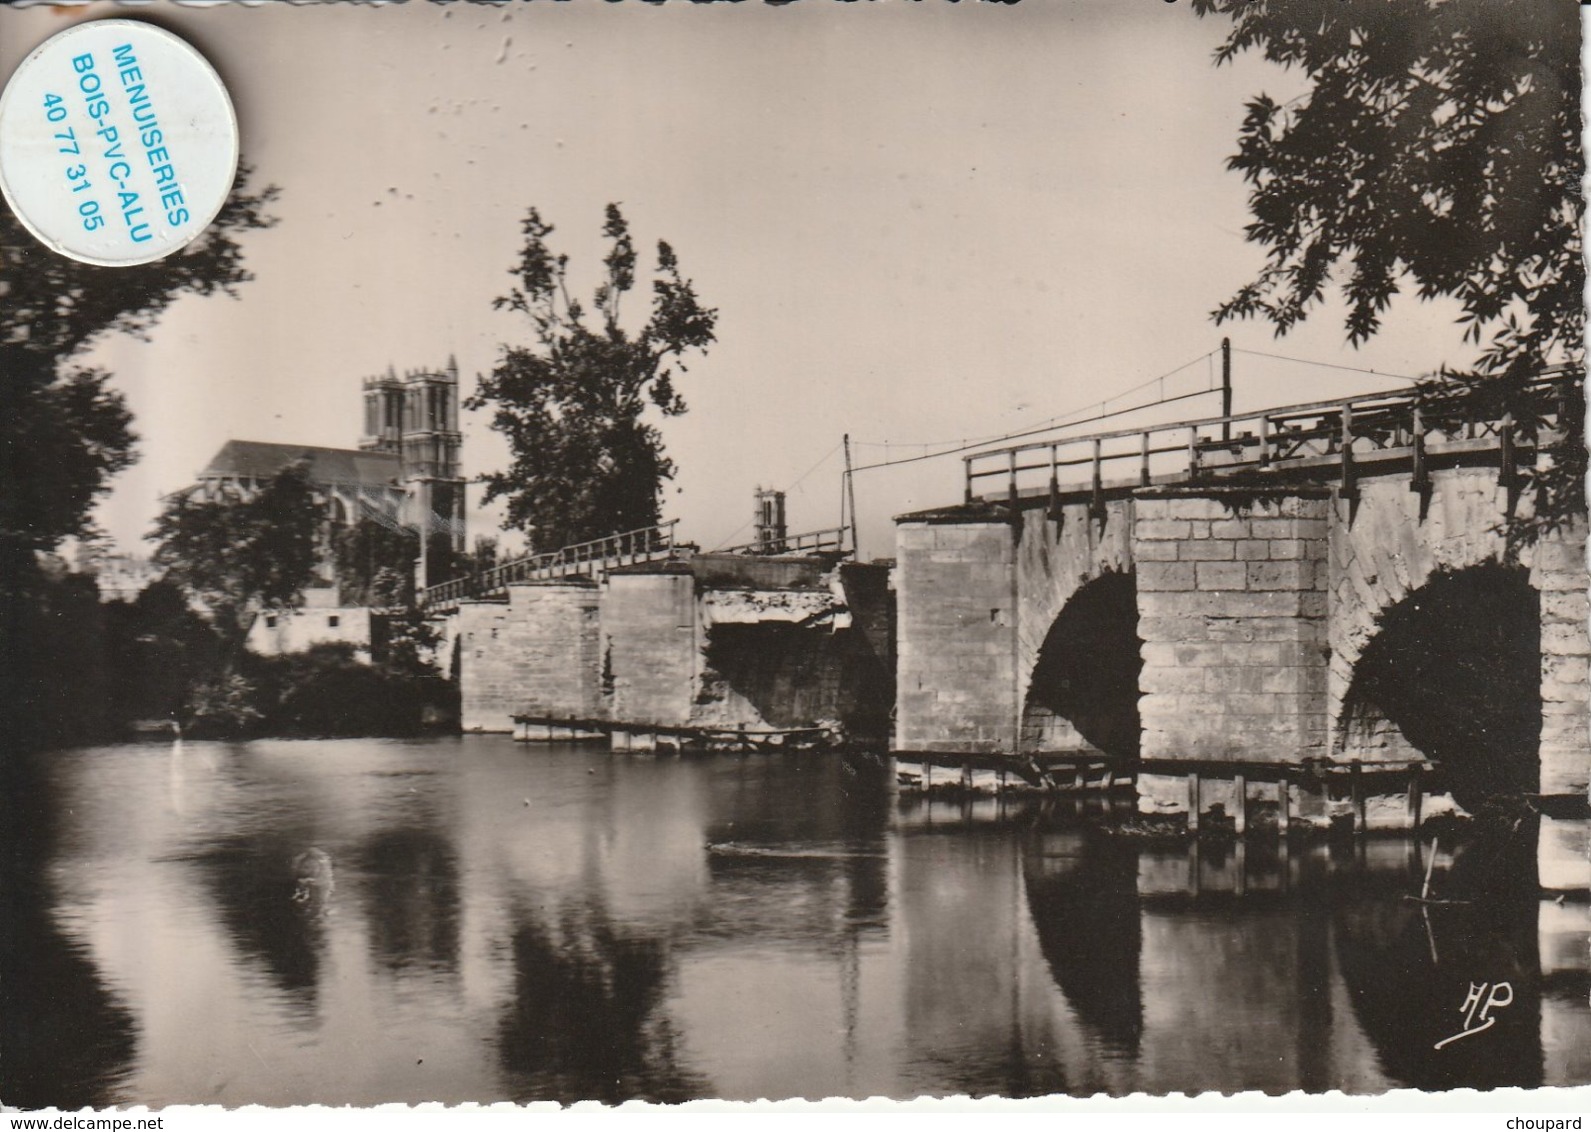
895 796 1590 1095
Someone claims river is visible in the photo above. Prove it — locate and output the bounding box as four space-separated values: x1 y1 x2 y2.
5 735 1587 1107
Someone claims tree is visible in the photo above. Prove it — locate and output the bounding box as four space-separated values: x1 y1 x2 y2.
1191 0 1584 535
150 463 321 661
332 519 419 608
468 205 717 550
102 579 225 726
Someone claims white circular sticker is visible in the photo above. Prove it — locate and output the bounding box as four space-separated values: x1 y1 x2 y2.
0 19 238 266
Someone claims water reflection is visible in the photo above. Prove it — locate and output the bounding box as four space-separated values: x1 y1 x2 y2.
356 827 460 977
497 894 702 1103
3 894 138 1108
10 737 1585 1106
1022 827 1143 1057
190 833 330 1013
1331 838 1546 1090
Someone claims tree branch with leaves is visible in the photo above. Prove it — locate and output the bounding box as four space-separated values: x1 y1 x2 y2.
1192 0 1584 535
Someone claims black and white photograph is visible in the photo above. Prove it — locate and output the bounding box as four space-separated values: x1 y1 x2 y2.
0 0 1587 1111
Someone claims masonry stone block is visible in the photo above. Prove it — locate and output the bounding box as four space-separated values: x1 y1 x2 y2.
1195 561 1248 590
1542 624 1585 655
1138 562 1196 592
1247 560 1313 591
1135 540 1180 561
1542 590 1589 623
1135 519 1192 541
1177 540 1238 562
1141 665 1206 694
1163 497 1234 521
1545 654 1590 686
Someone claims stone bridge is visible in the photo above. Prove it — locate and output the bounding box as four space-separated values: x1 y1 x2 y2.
894 375 1587 887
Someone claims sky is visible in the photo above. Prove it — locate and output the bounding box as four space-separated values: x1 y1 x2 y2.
1 0 1484 562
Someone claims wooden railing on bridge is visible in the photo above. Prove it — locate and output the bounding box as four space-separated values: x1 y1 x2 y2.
711 527 850 557
963 370 1576 508
422 520 681 610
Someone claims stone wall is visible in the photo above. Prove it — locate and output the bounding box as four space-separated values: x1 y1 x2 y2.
456 597 515 732
602 570 699 728
248 605 374 658
1134 488 1331 763
895 520 1018 753
510 582 603 721
456 580 602 732
694 569 894 740
1533 524 1589 798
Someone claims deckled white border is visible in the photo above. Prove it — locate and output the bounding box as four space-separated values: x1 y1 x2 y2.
0 0 1585 1119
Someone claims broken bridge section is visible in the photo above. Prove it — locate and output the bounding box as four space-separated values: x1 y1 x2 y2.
455 552 894 749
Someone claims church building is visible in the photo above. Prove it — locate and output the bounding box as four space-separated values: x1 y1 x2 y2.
190 360 467 654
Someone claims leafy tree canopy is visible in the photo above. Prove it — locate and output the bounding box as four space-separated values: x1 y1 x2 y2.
1192 0 1583 377
468 204 717 550
1193 0 1585 539
150 463 321 659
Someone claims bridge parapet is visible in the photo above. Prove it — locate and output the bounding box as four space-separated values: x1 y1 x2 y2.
963 371 1573 507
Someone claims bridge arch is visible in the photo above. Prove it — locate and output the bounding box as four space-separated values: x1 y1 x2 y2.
1013 503 1137 755
1021 570 1142 756
1328 468 1589 803
1339 561 1540 808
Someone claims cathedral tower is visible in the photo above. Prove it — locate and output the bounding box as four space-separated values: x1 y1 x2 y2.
361 356 466 590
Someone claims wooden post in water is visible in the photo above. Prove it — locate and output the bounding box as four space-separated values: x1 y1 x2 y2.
1406 766 1424 831
1090 437 1104 522
1350 760 1366 833
1187 773 1202 833
1233 774 1247 835
1276 777 1290 837
1500 413 1517 487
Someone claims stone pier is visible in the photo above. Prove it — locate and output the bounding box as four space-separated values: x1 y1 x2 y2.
1134 488 1331 765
